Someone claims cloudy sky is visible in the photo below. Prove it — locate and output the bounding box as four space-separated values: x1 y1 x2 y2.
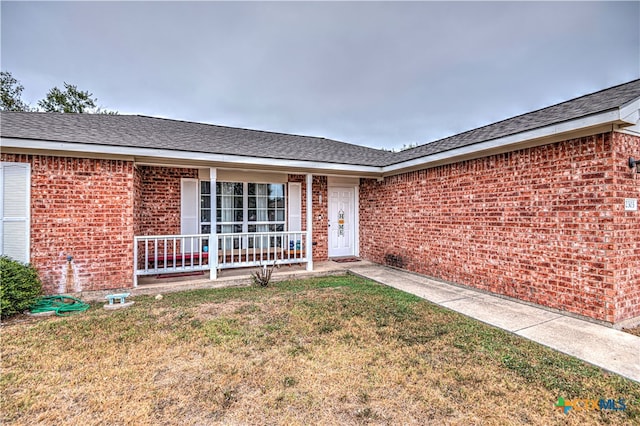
2 1 638 150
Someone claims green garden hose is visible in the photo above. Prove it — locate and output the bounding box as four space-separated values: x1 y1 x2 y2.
29 295 90 316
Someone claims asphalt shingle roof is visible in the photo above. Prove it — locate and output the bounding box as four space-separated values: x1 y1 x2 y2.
1 79 639 168
0 113 395 166
391 78 640 164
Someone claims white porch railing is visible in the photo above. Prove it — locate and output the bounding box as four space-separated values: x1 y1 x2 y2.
134 231 308 285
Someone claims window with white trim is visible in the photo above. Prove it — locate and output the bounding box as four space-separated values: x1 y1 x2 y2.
200 181 212 234
247 183 285 232
213 182 286 234
214 182 244 234
183 179 295 249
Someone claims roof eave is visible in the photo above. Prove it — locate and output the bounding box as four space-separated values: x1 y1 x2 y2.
0 137 383 177
2 96 638 178
380 102 640 176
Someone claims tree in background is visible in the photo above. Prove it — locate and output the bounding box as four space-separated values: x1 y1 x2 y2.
37 82 98 113
1 70 116 114
0 71 31 111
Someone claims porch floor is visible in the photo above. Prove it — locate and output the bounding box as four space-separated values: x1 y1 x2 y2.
141 260 360 288
80 259 370 302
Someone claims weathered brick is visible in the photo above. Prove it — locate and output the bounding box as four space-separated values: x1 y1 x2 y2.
134 166 198 236
360 132 640 324
1 153 134 293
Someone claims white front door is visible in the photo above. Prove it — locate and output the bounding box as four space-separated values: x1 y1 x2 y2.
328 186 355 257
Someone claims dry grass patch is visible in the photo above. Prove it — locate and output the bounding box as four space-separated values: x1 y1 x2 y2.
624 326 640 337
2 276 639 425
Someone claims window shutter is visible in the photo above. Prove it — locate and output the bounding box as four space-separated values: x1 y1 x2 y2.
1 162 30 263
288 182 301 232
181 178 199 235
180 178 199 253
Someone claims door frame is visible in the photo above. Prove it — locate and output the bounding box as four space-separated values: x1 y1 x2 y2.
327 183 359 258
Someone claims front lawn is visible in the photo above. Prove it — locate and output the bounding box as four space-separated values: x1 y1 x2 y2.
2 276 638 424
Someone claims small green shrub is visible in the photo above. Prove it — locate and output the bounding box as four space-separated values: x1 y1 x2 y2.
0 256 42 318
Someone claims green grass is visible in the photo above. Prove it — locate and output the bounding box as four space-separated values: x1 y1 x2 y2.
2 275 638 425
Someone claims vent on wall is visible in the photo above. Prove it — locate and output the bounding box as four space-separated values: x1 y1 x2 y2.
385 254 404 268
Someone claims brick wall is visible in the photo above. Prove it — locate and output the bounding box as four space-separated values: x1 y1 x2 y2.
611 132 640 323
288 175 328 261
133 165 142 238
360 132 639 324
1 153 134 293
136 166 198 236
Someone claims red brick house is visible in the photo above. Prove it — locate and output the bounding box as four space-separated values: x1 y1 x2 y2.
1 79 639 326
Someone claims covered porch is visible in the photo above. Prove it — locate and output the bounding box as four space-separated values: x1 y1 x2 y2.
133 167 317 286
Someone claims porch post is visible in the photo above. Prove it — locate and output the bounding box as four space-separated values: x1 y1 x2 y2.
306 173 313 271
133 237 138 287
210 167 218 280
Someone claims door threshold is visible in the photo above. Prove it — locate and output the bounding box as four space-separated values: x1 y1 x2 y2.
330 256 361 263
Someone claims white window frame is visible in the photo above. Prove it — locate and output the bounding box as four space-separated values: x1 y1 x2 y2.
213 181 288 234
199 180 212 235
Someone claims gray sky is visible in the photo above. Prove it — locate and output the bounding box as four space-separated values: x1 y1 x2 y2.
2 1 639 151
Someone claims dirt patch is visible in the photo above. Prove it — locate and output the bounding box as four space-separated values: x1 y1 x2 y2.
195 300 256 319
623 326 640 337
1 312 39 326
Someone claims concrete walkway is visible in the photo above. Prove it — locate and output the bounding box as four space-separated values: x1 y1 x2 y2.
346 263 640 383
